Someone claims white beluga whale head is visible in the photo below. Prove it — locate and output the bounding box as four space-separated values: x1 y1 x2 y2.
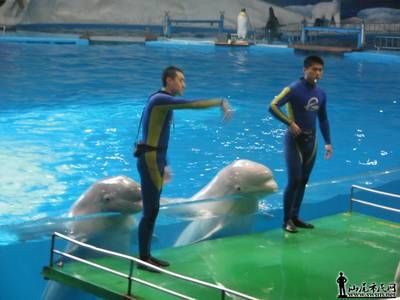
42 175 142 300
9 176 143 243
66 175 142 245
162 159 278 246
59 175 142 255
61 175 142 257
68 175 142 217
191 159 278 201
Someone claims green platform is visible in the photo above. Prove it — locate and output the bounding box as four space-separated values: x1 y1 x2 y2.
43 212 400 299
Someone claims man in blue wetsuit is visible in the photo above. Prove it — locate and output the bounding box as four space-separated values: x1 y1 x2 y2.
135 66 232 271
269 55 333 233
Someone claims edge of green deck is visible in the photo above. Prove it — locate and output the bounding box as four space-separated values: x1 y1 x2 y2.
42 212 399 299
42 266 135 300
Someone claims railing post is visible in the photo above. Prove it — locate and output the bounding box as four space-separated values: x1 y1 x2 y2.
349 186 354 213
50 233 56 267
221 290 226 299
300 24 306 44
358 22 365 49
127 260 134 296
218 11 224 33
163 11 171 37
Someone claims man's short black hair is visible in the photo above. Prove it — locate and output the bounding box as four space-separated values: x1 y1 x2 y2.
162 66 184 87
304 55 324 68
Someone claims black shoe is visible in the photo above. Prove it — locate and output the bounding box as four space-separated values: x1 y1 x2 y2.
149 256 170 267
137 256 170 273
137 263 161 273
283 219 298 233
292 217 314 229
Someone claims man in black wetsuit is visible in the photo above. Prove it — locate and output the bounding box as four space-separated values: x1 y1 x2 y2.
135 66 232 271
269 56 333 233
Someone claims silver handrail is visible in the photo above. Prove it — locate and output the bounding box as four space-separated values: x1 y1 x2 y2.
163 11 224 37
349 185 400 213
48 232 258 300
375 35 400 50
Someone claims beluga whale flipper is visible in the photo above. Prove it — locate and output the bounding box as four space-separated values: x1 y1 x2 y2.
164 159 278 246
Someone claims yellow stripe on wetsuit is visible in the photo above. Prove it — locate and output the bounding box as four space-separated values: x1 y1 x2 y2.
145 99 222 191
295 139 317 166
306 141 317 165
270 87 294 126
144 151 163 190
271 87 317 166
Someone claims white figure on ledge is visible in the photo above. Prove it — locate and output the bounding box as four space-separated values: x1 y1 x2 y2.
237 8 249 39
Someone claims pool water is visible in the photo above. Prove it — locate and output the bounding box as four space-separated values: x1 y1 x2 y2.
1 43 399 228
0 41 399 299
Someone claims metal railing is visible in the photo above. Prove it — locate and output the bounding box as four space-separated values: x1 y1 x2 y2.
278 22 400 46
363 23 400 34
375 35 400 50
163 11 224 37
349 185 400 213
298 25 365 49
47 232 258 300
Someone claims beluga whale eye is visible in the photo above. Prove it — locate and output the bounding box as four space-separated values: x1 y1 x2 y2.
235 185 241 191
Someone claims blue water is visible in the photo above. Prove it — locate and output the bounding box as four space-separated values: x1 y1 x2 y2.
0 41 400 299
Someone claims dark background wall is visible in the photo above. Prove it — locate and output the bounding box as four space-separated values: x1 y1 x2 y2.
264 0 400 18
340 0 400 18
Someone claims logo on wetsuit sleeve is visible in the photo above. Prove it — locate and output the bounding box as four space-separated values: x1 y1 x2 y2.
304 97 320 111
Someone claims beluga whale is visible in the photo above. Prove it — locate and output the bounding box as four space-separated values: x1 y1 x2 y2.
161 159 278 246
42 175 142 300
66 175 142 252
